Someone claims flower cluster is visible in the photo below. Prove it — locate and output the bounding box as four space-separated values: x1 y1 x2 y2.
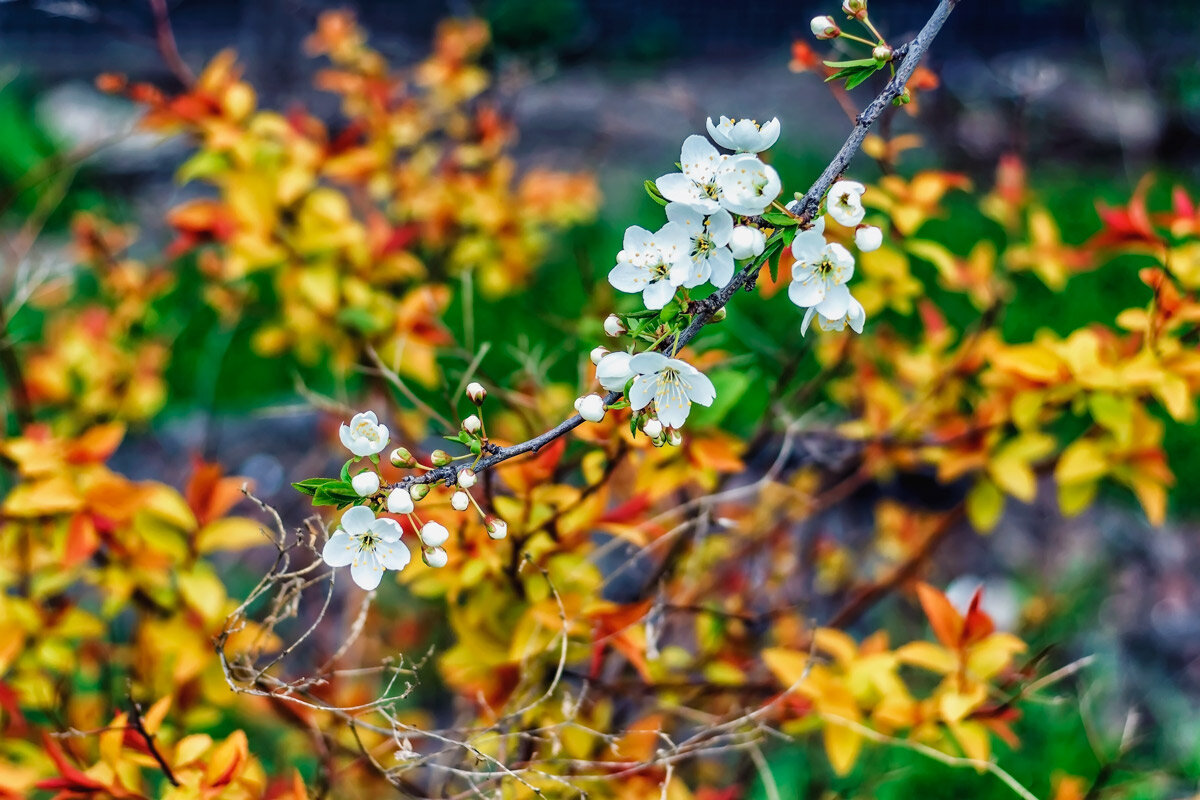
308 390 508 590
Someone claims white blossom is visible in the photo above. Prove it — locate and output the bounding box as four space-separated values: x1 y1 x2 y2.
827 180 866 227
462 414 481 434
603 314 626 337
627 352 717 429
450 490 470 511
419 520 449 548
590 346 609 365
729 225 766 260
608 223 689 310
457 468 477 488
655 135 726 214
801 292 866 335
352 471 380 497
665 202 735 288
596 351 635 392
788 216 856 319
574 394 607 423
466 382 487 403
387 486 414 514
811 15 840 38
705 116 781 154
855 225 883 252
423 547 448 568
322 505 410 590
715 154 782 216
339 410 389 458
642 418 663 439
486 517 508 540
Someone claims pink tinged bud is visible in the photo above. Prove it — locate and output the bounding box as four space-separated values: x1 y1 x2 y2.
873 44 893 63
387 487 414 514
351 471 380 497
842 0 866 18
642 418 663 439
811 15 840 39
462 414 481 434
409 483 429 502
466 382 487 404
855 225 883 252
423 547 448 568
457 468 478 488
451 490 470 512
430 449 451 467
390 447 415 468
603 314 626 337
420 521 449 547
590 346 609 365
486 516 508 539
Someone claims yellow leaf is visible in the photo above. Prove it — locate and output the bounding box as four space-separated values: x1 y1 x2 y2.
938 681 986 723
763 647 810 688
1057 480 1098 517
3 475 84 517
822 718 863 776
177 564 227 626
966 478 1004 533
895 641 957 674
948 719 992 765
967 633 1027 680
1055 438 1109 485
195 517 268 553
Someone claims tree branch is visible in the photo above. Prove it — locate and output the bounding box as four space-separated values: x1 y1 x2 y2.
393 0 960 492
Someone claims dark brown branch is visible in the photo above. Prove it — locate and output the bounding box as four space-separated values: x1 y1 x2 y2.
148 0 195 87
392 0 961 493
126 690 180 787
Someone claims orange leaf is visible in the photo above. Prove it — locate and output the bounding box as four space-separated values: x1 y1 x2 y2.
916 582 963 649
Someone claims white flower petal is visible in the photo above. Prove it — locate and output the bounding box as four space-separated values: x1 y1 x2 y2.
642 279 677 310
707 247 735 288
596 352 635 391
628 375 656 410
630 352 669 373
322 531 356 567
788 277 827 308
680 134 721 182
681 368 716 406
350 551 384 591
817 282 851 318
340 505 375 536
371 517 403 542
375 539 411 571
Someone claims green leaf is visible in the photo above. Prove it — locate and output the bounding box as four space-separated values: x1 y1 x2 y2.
175 150 229 184
824 63 877 84
823 57 879 68
335 307 386 335
314 481 359 508
760 239 786 285
761 211 799 228
339 459 353 484
292 477 341 497
658 298 681 322
845 65 882 90
644 179 668 207
688 370 754 427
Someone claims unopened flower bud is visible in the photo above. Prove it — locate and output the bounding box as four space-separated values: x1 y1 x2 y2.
811 15 840 39
855 225 883 252
712 307 727 322
390 447 415 468
450 490 470 512
457 467 477 488
603 314 626 337
387 486 414 514
423 547 448 568
873 44 893 63
574 394 607 423
729 225 766 260
430 449 451 467
590 346 609 365
842 0 866 18
462 414 481 434
486 516 508 540
420 520 449 548
895 87 912 105
351 471 380 497
666 429 683 447
409 483 429 502
466 382 487 404
642 418 663 439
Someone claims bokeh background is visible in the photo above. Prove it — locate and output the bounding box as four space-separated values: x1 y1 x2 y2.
3 0 1200 796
